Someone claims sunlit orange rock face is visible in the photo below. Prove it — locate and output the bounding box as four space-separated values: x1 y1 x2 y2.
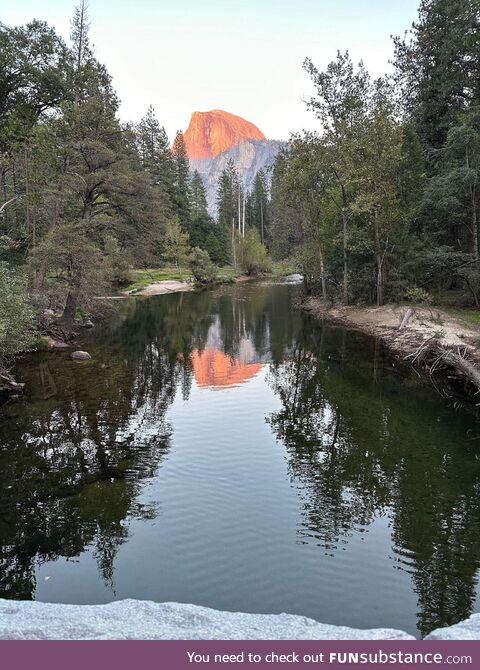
190 348 263 390
184 110 266 160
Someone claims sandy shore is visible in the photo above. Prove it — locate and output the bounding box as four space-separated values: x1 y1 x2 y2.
96 280 194 299
133 279 194 296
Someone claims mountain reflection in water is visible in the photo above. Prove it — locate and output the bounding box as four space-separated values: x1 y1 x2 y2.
1 281 480 639
190 317 264 389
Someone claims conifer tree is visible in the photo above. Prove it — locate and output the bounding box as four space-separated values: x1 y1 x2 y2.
172 131 191 228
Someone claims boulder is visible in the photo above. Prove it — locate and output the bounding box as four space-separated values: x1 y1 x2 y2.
0 599 415 640
71 351 92 361
426 613 480 640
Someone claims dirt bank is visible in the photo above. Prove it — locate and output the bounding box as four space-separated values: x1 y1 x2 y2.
302 297 480 398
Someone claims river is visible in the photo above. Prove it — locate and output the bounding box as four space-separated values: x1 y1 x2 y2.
1 278 480 638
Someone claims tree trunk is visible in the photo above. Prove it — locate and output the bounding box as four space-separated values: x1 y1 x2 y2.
472 186 478 260
319 243 327 302
242 191 246 237
232 218 237 270
60 289 78 327
376 252 384 307
341 208 348 304
260 198 264 244
375 212 384 307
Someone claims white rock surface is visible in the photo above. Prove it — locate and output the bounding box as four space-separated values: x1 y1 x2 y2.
426 614 480 640
0 599 415 640
71 350 92 361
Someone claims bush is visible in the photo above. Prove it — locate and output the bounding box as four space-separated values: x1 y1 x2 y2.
404 287 434 304
104 235 133 285
0 263 37 366
190 247 218 284
238 229 272 275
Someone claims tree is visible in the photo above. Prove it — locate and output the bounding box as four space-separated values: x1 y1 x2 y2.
303 51 370 303
251 170 269 244
162 217 190 279
172 131 191 228
136 105 175 210
426 107 480 259
190 170 208 219
30 222 104 326
350 81 405 305
190 247 217 284
393 0 480 162
0 263 36 368
237 229 272 275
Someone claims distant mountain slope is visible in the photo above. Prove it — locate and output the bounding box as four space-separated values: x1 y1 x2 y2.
184 109 265 160
190 139 285 215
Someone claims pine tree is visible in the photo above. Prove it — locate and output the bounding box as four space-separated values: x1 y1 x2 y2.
172 131 191 228
163 216 190 280
251 170 269 244
393 0 480 162
190 170 208 219
136 105 176 210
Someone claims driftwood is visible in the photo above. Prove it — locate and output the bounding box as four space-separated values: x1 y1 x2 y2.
399 308 415 330
0 371 25 395
405 341 480 397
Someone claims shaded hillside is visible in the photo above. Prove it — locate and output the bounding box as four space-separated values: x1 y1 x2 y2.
191 139 285 214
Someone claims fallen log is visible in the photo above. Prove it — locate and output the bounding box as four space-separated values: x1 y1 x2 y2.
0 370 25 395
405 342 480 397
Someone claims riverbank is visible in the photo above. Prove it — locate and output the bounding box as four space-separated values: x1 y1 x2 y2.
1 598 479 640
301 297 480 399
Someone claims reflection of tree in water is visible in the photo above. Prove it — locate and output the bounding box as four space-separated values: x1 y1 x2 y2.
267 316 480 637
0 283 299 601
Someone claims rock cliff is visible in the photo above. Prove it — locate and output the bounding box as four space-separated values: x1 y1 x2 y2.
191 138 285 215
184 109 265 160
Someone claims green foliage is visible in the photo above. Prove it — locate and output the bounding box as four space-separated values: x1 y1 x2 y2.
172 132 191 228
104 235 132 285
190 247 218 284
29 222 105 323
0 264 37 365
237 229 272 275
404 287 434 304
162 217 191 280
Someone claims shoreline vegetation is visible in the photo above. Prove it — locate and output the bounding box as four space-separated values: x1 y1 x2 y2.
301 296 480 401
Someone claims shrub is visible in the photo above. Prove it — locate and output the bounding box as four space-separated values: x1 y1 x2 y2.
237 229 272 275
190 247 218 284
0 263 37 366
404 287 433 304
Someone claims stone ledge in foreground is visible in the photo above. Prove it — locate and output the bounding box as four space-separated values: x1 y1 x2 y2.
425 614 480 640
0 599 415 640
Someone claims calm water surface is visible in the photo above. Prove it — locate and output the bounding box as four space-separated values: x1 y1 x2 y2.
1 280 480 638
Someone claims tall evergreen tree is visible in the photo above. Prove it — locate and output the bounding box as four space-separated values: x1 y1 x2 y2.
251 169 269 244
172 131 191 228
393 0 480 162
189 170 208 219
136 105 175 210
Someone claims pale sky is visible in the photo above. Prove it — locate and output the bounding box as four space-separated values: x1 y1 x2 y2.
4 0 419 141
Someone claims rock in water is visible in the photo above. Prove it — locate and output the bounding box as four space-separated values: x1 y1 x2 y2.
71 351 91 361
